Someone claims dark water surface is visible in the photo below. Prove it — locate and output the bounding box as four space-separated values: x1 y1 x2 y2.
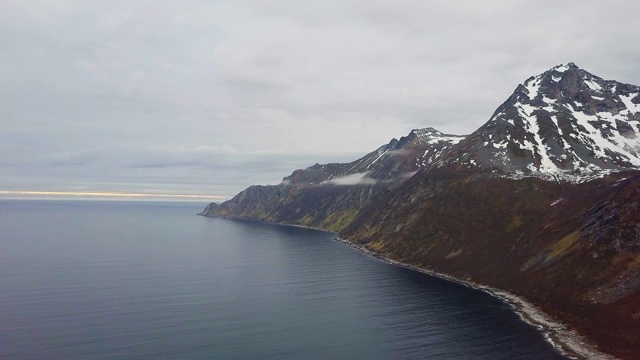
0 200 566 359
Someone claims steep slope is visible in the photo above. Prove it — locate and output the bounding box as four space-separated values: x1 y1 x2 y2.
200 128 464 231
340 167 640 359
440 63 640 182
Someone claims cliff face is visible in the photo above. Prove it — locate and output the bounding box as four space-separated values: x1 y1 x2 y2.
200 64 640 359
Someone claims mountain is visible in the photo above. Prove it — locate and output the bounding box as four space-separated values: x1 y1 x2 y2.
200 64 640 359
438 62 640 182
200 128 464 231
341 165 640 359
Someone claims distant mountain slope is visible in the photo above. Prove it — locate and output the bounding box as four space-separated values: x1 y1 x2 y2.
200 128 464 231
282 127 464 185
439 63 640 182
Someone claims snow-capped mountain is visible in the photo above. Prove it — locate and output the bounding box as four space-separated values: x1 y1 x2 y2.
283 127 464 185
334 127 464 180
440 63 640 182
201 127 464 231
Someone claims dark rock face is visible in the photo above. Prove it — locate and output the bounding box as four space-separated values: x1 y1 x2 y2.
200 64 640 359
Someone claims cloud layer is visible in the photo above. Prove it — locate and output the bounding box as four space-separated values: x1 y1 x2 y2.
2 0 640 198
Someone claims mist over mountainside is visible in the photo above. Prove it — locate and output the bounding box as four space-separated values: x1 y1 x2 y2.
200 64 640 359
283 127 465 185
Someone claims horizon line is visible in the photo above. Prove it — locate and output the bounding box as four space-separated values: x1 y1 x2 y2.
0 190 230 201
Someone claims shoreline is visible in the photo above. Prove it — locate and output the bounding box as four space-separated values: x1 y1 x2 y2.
199 214 617 360
333 236 618 360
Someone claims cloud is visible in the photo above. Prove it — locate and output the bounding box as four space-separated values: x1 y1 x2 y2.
323 172 377 186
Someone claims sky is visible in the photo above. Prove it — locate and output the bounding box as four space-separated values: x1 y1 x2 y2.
2 0 640 201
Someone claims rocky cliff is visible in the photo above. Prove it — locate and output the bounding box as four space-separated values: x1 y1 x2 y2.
200 64 640 359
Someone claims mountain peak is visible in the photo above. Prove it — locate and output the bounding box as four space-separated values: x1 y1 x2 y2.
408 127 465 145
551 62 579 73
440 64 640 182
281 127 466 186
411 127 441 135
519 62 604 103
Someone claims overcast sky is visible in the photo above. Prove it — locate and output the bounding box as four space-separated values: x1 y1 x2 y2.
2 0 640 201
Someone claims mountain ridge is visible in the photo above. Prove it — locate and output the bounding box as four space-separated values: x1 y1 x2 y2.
202 126 464 231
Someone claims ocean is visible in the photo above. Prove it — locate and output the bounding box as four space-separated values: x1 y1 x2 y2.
0 200 566 359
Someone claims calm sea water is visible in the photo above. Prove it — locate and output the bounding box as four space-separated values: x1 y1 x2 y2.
0 200 566 359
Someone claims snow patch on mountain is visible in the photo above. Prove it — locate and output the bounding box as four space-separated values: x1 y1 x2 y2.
411 127 465 145
554 63 571 73
620 93 640 113
427 135 464 145
525 77 541 100
584 78 603 92
367 148 390 169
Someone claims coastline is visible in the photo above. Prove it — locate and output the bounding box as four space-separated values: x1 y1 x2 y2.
333 236 618 360
199 213 617 360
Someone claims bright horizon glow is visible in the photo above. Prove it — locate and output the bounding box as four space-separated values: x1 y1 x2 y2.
0 190 230 202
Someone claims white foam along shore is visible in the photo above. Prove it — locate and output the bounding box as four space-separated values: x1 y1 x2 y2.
333 236 619 360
